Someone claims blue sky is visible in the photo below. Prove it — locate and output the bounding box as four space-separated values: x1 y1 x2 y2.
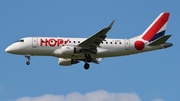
0 0 180 101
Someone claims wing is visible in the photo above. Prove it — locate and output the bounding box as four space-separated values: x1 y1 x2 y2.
77 20 115 53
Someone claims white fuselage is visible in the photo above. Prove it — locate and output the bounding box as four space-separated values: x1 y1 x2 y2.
5 37 165 59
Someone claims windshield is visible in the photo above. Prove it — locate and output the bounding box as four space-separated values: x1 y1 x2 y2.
16 39 24 42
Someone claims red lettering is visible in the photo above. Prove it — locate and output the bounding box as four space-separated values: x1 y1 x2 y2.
64 39 69 44
63 39 69 46
40 38 69 47
57 39 64 46
48 39 56 47
40 39 48 46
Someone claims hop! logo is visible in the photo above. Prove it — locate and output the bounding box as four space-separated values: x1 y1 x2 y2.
40 38 69 47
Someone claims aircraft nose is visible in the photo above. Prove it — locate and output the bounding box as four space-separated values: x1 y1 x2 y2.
5 46 12 53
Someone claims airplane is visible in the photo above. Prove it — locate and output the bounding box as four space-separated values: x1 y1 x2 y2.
5 12 173 70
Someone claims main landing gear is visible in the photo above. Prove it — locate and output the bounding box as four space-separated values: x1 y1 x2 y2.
84 53 91 70
25 55 30 65
84 63 90 70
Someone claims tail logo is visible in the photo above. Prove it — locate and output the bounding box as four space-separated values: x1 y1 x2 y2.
141 12 170 42
134 41 145 50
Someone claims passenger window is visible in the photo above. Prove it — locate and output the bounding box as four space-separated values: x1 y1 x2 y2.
106 42 108 44
74 41 76 43
110 42 112 44
115 42 117 44
69 41 71 43
78 41 80 43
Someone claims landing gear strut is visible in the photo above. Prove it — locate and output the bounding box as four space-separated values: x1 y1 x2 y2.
85 54 92 62
84 53 91 70
25 55 30 65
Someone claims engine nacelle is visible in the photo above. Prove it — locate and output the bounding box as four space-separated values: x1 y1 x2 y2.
58 58 78 66
61 46 80 55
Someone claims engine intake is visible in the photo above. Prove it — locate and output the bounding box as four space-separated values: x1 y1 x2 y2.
58 58 78 66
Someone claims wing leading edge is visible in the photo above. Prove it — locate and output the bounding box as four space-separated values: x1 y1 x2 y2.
77 20 115 53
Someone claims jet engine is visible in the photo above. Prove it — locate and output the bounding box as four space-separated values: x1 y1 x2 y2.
58 58 78 66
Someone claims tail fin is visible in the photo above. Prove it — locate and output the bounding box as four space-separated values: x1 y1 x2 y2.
140 12 170 42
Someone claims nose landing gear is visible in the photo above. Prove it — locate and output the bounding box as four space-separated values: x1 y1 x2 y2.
26 61 30 65
25 55 30 65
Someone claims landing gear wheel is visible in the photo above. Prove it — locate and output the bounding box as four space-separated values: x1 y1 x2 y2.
26 61 30 65
25 55 31 65
84 63 90 70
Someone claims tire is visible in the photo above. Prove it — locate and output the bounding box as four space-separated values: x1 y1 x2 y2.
26 61 30 65
84 63 90 70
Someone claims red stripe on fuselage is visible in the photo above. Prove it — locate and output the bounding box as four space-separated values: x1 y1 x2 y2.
142 12 169 41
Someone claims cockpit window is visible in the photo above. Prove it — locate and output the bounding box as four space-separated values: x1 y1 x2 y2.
16 39 24 42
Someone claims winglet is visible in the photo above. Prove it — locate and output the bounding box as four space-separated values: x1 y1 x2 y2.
108 20 115 28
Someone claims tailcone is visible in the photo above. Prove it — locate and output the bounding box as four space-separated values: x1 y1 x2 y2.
164 42 173 48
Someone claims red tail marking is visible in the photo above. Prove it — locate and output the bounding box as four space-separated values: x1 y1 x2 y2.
142 12 169 41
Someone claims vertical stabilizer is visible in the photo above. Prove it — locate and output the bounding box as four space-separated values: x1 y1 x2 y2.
140 12 170 42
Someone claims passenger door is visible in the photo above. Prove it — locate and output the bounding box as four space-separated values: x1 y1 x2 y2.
32 37 38 48
125 39 130 50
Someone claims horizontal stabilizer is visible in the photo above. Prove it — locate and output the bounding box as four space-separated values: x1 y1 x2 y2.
148 35 171 46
